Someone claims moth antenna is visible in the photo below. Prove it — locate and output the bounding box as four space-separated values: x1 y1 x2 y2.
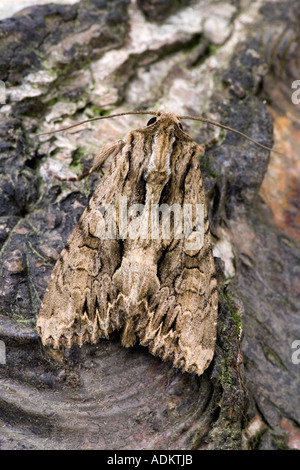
37 109 285 157
36 111 157 136
178 114 285 156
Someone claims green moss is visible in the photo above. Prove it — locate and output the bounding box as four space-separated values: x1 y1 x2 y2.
270 433 289 450
90 107 110 117
14 316 33 325
209 420 242 450
70 147 85 172
187 428 204 449
198 153 221 178
247 427 267 450
45 97 57 107
208 44 221 56
219 357 232 387
221 288 243 336
261 343 287 369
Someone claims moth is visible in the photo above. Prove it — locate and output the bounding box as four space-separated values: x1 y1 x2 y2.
37 110 278 375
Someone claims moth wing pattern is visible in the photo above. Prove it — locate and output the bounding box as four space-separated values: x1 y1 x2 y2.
37 112 218 376
119 118 218 375
143 148 218 375
37 140 128 348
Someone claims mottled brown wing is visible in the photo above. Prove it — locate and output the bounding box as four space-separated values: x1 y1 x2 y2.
106 120 218 375
37 141 128 348
140 143 218 375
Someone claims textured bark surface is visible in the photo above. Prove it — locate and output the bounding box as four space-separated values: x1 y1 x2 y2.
0 0 299 450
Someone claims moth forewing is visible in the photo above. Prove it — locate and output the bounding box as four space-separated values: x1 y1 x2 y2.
37 111 218 376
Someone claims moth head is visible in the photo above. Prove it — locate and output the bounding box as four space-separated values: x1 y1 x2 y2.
146 112 184 131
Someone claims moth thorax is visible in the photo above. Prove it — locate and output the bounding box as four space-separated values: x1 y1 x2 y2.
144 132 174 187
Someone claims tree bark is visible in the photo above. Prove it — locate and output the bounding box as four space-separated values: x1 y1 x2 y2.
0 0 299 450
